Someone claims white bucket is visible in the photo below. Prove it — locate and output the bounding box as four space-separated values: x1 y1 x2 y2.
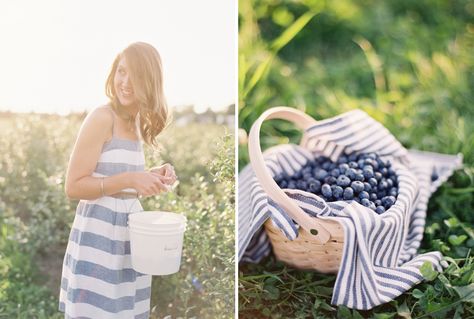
128 211 186 276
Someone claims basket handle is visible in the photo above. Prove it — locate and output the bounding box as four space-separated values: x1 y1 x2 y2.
248 107 331 244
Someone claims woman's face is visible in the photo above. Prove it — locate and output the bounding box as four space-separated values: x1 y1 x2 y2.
114 57 136 107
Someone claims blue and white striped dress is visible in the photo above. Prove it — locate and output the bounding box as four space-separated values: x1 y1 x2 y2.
239 109 463 310
59 126 152 318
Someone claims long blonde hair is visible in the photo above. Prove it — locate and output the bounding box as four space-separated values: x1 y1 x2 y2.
105 42 169 146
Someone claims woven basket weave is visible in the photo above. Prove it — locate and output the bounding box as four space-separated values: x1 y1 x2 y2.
248 107 346 273
264 219 343 273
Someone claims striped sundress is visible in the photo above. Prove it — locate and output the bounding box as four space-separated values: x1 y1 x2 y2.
59 110 152 319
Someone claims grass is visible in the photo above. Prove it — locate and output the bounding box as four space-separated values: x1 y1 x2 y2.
238 0 474 317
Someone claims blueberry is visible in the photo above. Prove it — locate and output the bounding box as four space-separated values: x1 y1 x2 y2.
280 180 288 188
321 184 332 198
294 171 302 179
376 158 385 168
351 181 364 193
389 187 398 197
330 168 341 177
339 163 349 174
378 180 388 190
336 175 351 187
343 187 354 200
369 201 377 210
324 176 337 185
390 175 398 184
371 161 379 170
363 165 373 171
314 169 328 181
288 181 296 189
364 159 374 167
386 178 393 188
308 180 321 193
345 168 357 179
363 182 372 192
302 166 312 174
374 172 382 181
348 153 358 162
431 171 439 181
348 161 358 169
377 190 387 198
367 153 377 160
375 206 385 214
296 180 307 190
361 198 370 207
370 193 378 201
381 196 396 208
322 162 331 170
274 173 285 183
368 178 378 187
359 191 369 200
337 155 348 164
381 168 388 176
388 167 396 176
354 173 364 181
303 172 313 180
332 185 344 199
374 199 382 206
363 168 374 179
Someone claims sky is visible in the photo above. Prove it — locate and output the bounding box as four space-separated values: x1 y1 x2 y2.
0 0 236 115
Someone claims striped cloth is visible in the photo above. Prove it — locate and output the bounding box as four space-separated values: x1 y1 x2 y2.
59 136 152 319
238 109 463 310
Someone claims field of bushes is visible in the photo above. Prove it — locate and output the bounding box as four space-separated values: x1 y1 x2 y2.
0 113 234 318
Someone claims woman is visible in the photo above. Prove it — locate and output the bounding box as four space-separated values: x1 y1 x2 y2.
59 42 176 318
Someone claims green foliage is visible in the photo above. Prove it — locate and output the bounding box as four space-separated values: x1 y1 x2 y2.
146 132 235 318
0 115 234 318
239 0 474 317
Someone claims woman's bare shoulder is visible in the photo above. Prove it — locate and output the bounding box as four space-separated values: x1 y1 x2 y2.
78 105 114 141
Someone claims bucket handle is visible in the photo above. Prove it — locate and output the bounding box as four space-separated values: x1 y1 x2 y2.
248 106 331 244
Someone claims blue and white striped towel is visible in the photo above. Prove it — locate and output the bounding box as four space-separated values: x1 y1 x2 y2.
238 109 463 310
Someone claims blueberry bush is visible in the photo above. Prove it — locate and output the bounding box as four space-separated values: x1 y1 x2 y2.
0 114 235 318
239 0 474 317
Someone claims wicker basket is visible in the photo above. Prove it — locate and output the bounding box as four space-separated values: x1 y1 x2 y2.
264 219 343 273
248 107 345 273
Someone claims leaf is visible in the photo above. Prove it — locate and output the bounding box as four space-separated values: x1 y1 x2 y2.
396 300 412 319
263 284 280 300
353 310 364 319
374 313 396 319
448 234 468 246
243 9 319 97
412 288 424 299
270 10 318 52
420 261 439 281
453 283 474 303
444 217 459 228
337 305 352 319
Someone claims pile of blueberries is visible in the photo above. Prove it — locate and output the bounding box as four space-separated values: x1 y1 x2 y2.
273 152 399 214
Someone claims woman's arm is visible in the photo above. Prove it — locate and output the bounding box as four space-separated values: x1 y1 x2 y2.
65 107 133 200
65 107 169 200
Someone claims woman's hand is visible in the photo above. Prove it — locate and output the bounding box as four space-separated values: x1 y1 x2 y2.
131 171 170 197
150 163 178 186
